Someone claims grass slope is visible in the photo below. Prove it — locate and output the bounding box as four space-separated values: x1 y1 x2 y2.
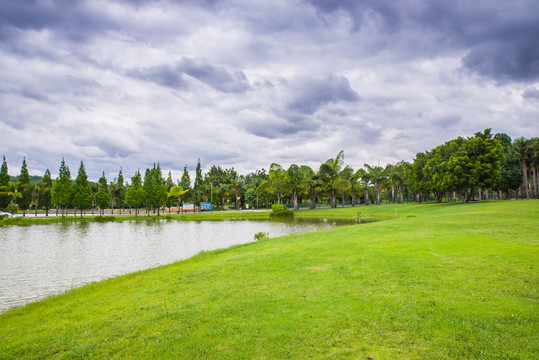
1 201 538 359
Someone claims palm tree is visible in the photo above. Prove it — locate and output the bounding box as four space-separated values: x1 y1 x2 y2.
364 164 388 205
336 166 353 207
298 166 321 210
319 150 344 208
355 168 370 205
0 182 22 214
287 164 304 210
515 137 530 198
30 183 41 216
168 186 189 214
258 164 289 204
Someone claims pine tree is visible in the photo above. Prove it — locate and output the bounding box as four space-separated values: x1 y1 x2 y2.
152 164 167 216
16 158 32 216
51 158 72 216
95 172 110 215
41 169 53 216
194 158 203 205
115 168 125 210
143 167 153 215
125 170 144 216
165 170 175 210
0 156 10 209
72 161 93 217
180 164 191 202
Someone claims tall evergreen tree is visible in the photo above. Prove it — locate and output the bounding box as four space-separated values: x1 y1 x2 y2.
72 161 93 217
0 156 10 209
41 169 53 216
143 167 153 215
194 158 204 205
125 170 144 216
152 164 168 215
51 158 72 216
180 164 191 198
16 158 32 216
165 170 175 210
115 168 125 210
95 172 110 215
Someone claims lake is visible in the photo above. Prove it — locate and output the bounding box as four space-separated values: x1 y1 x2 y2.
0 218 357 313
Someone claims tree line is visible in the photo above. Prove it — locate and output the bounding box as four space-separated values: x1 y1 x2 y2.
0 129 537 216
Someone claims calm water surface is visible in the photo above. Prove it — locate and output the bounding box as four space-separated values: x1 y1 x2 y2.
0 218 356 313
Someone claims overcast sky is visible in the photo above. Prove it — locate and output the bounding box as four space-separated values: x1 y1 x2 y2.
1 0 538 181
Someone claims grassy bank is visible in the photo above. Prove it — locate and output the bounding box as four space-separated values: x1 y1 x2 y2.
1 200 538 359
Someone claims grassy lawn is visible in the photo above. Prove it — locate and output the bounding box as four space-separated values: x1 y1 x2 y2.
1 200 538 359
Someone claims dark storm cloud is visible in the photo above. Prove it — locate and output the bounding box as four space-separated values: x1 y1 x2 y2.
286 75 360 115
177 58 251 94
127 65 188 90
0 0 117 44
127 58 250 93
308 0 539 83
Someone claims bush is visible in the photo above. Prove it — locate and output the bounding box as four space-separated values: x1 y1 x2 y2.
270 204 294 217
254 232 269 241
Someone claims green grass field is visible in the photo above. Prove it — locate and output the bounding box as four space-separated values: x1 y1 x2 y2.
1 200 538 359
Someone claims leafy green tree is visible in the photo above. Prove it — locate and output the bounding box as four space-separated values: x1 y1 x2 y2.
95 172 110 215
319 150 344 208
408 152 430 203
16 158 32 216
72 161 93 218
168 186 189 213
51 158 72 216
125 170 144 216
40 169 53 216
445 130 502 202
493 133 523 198
423 140 458 203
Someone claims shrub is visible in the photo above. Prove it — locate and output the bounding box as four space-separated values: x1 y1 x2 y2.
254 232 269 241
270 204 294 217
